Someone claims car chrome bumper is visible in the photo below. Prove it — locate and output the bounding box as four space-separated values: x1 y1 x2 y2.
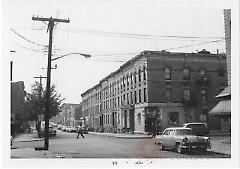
181 144 211 150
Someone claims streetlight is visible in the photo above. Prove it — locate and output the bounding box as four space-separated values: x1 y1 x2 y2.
51 52 91 61
10 50 16 81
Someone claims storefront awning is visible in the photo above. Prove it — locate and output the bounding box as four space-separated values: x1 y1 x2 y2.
209 100 231 115
216 85 231 98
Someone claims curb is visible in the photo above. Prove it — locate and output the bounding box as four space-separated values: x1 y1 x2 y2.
14 138 44 143
89 132 152 139
209 150 231 156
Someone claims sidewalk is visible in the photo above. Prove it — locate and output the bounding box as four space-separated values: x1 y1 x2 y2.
209 130 231 137
13 130 44 142
209 136 231 155
88 131 153 139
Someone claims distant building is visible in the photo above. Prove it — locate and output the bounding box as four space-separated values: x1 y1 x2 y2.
209 9 231 132
82 50 227 134
11 81 25 134
58 103 80 126
75 102 83 126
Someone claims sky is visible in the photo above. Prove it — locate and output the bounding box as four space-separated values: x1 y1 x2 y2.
2 0 228 104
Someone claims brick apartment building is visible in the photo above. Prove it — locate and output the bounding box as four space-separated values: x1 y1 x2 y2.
81 50 227 134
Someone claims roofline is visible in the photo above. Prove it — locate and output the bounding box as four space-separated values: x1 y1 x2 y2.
81 50 225 97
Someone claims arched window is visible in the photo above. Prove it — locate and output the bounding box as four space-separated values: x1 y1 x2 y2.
183 68 190 80
138 68 141 82
134 71 137 83
165 67 171 80
143 67 146 80
218 67 225 77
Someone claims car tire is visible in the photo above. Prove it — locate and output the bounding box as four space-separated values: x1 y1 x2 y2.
176 143 183 154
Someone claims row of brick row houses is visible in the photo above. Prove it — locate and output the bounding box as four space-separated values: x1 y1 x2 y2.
81 49 227 134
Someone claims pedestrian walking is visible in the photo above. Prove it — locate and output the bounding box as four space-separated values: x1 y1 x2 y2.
77 126 85 139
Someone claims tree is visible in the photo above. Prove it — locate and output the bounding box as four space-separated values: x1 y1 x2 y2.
23 81 65 121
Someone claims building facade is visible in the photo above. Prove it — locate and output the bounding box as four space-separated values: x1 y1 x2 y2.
58 103 80 127
75 102 83 126
11 81 25 134
82 50 227 133
209 9 231 132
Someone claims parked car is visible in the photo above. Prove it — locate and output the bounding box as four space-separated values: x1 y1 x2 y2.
154 127 211 154
61 126 67 132
38 126 57 138
66 126 71 132
82 127 89 134
182 123 209 136
57 124 63 130
69 127 77 133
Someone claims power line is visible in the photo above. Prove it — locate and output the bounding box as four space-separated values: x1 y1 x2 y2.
60 28 225 42
165 39 224 51
87 59 126 63
10 28 48 47
11 41 44 52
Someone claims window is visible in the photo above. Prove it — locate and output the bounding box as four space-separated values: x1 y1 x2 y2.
139 89 142 103
183 89 190 101
143 67 146 80
130 73 133 84
165 67 171 80
120 96 123 106
137 113 141 124
218 67 225 77
183 68 190 80
126 75 129 86
138 69 141 82
127 93 129 105
117 97 120 107
117 113 120 124
143 88 147 102
134 71 137 83
201 89 207 101
165 88 172 100
134 91 137 104
130 92 133 104
168 112 179 124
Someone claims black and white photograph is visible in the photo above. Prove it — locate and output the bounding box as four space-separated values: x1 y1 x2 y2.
1 0 240 168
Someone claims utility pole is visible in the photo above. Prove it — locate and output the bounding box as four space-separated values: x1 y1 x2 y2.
10 50 16 82
32 16 70 150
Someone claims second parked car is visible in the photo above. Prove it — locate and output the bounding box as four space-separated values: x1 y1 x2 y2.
182 123 209 136
38 126 57 138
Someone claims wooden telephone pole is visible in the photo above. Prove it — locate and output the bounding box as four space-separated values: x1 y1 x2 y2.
32 16 70 150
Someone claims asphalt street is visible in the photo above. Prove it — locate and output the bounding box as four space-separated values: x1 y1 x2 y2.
12 130 230 158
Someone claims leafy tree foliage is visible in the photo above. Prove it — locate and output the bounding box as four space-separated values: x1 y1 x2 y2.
23 82 65 121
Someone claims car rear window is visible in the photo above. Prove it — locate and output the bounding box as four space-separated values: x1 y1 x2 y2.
187 124 206 128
